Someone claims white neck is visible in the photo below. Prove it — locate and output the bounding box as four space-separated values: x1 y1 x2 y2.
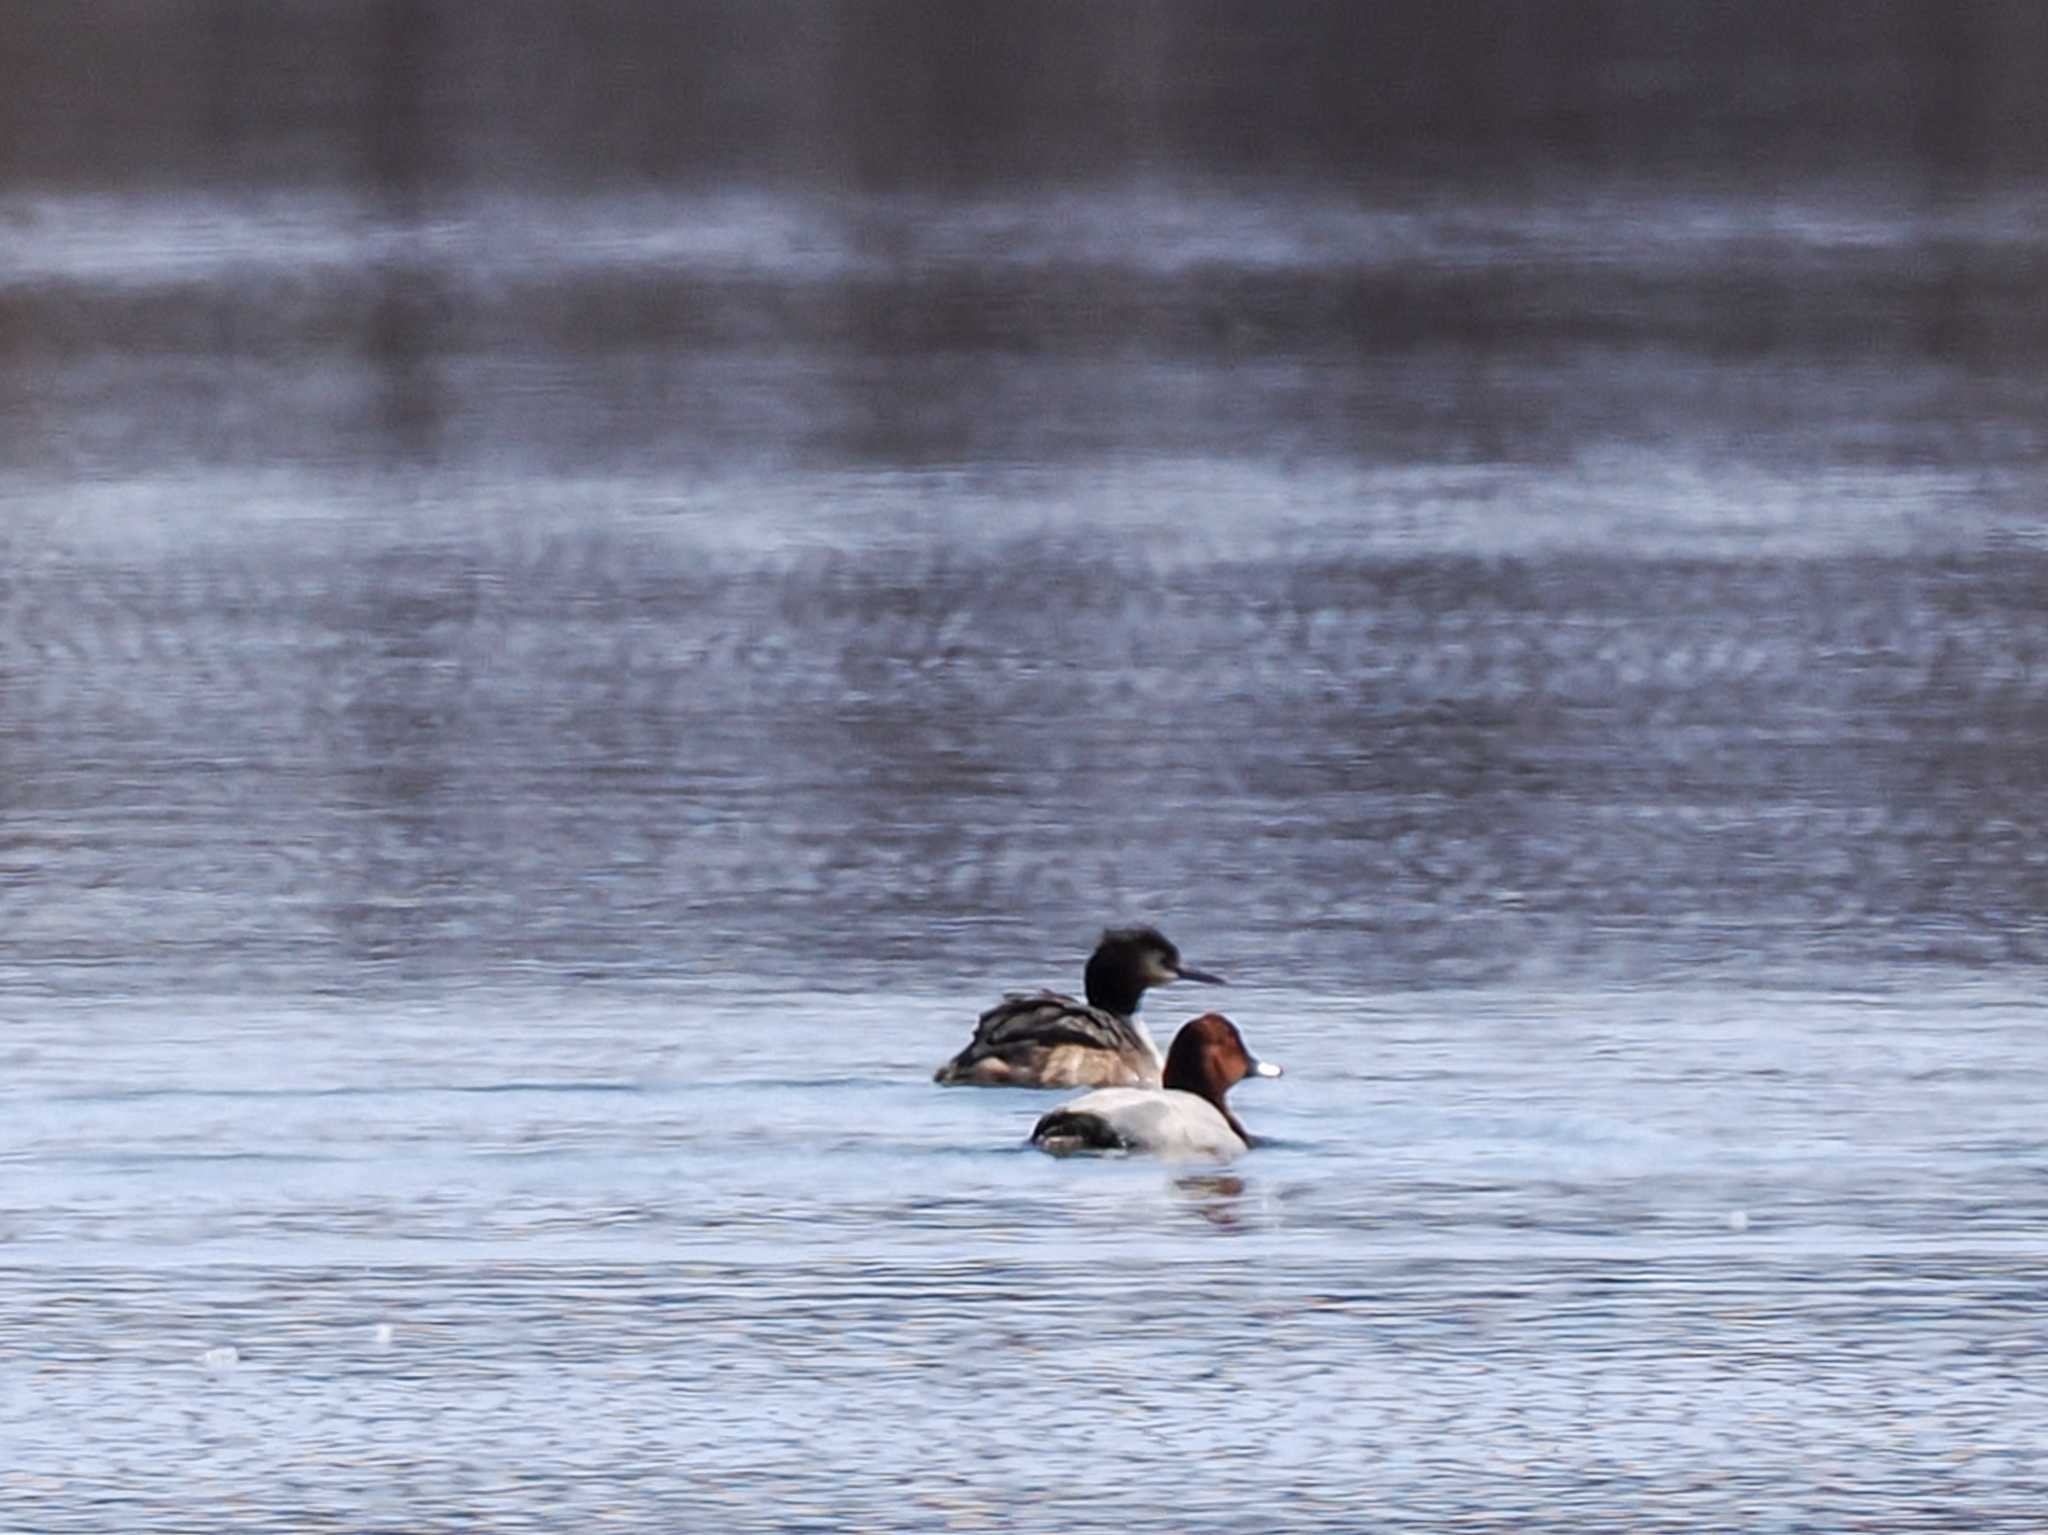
1132 1017 1163 1068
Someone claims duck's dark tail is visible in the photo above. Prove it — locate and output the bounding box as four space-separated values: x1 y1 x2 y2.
1029 1109 1129 1156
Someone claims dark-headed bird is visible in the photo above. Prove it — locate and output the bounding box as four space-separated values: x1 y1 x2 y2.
933 925 1224 1089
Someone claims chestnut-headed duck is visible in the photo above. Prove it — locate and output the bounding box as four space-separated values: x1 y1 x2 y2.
1030 1012 1281 1161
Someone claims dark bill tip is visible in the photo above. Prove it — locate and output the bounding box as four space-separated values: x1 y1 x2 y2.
1175 965 1226 985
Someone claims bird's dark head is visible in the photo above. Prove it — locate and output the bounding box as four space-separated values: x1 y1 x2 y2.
1083 925 1225 1016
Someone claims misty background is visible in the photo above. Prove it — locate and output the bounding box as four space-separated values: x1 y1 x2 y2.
6 0 2044 996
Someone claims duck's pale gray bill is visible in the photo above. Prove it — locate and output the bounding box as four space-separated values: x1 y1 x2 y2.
1248 1058 1283 1078
1176 965 1226 985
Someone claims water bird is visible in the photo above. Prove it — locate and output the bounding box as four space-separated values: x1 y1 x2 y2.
1029 1013 1281 1161
933 925 1225 1089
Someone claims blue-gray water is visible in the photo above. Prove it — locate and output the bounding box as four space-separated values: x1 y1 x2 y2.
8 7 2048 1527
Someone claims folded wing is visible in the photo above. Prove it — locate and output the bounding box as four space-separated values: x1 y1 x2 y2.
933 991 1159 1087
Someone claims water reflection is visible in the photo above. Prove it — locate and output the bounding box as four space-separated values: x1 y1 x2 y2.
1175 1172 1252 1230
362 0 444 463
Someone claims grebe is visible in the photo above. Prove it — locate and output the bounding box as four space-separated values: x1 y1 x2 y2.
932 925 1224 1089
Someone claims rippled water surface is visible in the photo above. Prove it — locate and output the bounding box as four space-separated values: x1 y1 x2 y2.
8 11 2048 1524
